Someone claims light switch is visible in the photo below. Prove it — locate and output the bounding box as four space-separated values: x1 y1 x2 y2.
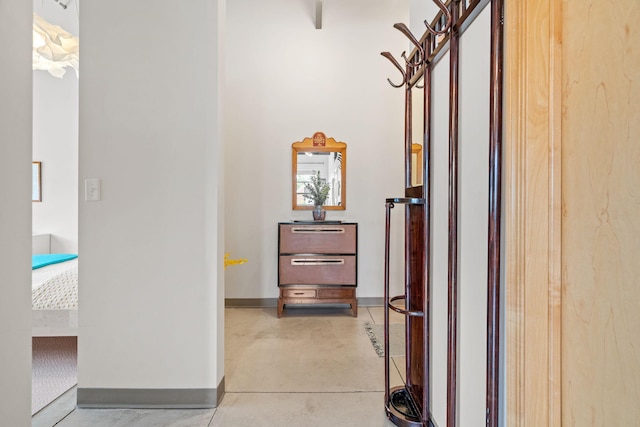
85 178 101 201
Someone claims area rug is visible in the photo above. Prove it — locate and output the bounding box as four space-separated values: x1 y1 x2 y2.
32 336 77 415
364 322 405 358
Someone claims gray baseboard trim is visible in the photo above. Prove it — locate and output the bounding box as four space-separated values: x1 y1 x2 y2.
216 376 225 406
77 376 225 409
357 297 385 307
225 297 384 308
225 298 278 307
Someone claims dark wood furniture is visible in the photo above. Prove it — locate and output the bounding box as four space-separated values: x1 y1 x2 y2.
277 222 357 317
380 1 504 426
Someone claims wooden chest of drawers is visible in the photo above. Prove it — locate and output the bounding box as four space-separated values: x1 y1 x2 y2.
277 222 357 317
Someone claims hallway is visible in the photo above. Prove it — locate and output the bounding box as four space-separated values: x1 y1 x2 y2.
33 307 403 426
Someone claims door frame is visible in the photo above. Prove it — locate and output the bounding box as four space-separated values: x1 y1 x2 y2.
504 0 562 425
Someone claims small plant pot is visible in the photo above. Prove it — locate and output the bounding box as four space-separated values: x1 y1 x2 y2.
312 205 326 221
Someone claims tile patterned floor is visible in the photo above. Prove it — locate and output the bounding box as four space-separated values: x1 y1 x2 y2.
33 306 404 426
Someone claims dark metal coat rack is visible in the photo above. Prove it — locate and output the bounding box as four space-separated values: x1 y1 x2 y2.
381 1 503 426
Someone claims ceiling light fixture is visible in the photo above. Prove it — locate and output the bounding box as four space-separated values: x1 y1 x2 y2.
52 0 71 10
33 13 79 78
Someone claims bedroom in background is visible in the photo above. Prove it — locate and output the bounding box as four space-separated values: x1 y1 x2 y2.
31 0 80 416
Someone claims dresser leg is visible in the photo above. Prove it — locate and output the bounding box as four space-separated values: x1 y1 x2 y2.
351 299 358 317
277 298 284 318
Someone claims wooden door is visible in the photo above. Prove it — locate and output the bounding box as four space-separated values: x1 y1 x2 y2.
561 0 640 425
505 0 640 425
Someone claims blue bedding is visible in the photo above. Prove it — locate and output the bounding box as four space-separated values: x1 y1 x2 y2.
32 254 78 270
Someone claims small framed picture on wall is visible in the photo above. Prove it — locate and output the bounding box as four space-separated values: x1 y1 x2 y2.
32 161 42 202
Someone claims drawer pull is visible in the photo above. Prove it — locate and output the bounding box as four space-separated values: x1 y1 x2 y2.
291 227 345 234
291 258 345 266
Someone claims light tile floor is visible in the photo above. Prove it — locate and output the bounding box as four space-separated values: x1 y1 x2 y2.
33 306 406 427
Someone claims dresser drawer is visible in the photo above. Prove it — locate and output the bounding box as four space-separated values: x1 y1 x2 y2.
279 224 356 254
279 255 356 285
282 288 317 298
317 287 355 299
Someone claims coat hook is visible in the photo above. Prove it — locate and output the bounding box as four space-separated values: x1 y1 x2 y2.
401 50 422 69
393 24 424 68
393 23 423 52
381 52 406 88
424 0 453 36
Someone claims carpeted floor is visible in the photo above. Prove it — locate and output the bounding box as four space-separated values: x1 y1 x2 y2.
364 322 405 357
32 336 78 415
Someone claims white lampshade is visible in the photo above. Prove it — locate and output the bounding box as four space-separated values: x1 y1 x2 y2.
33 13 79 78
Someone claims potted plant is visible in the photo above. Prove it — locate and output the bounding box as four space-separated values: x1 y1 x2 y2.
303 171 330 221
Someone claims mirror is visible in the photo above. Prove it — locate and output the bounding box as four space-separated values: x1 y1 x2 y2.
292 132 346 210
410 76 424 187
32 161 42 202
411 144 423 186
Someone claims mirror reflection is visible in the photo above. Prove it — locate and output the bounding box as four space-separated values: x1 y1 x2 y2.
296 152 342 206
411 77 424 187
292 132 346 210
411 144 423 187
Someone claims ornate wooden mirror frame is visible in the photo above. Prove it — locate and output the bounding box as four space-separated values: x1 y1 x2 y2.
291 132 347 210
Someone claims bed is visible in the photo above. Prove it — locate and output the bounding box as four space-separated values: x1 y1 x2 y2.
32 235 78 337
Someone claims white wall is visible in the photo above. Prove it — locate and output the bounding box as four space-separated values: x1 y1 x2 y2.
32 0 79 253
224 0 409 300
410 0 439 36
78 0 224 399
430 49 451 424
458 6 491 424
0 1 33 425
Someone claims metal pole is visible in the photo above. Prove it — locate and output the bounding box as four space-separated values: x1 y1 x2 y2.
485 0 504 425
384 201 394 406
446 2 461 427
